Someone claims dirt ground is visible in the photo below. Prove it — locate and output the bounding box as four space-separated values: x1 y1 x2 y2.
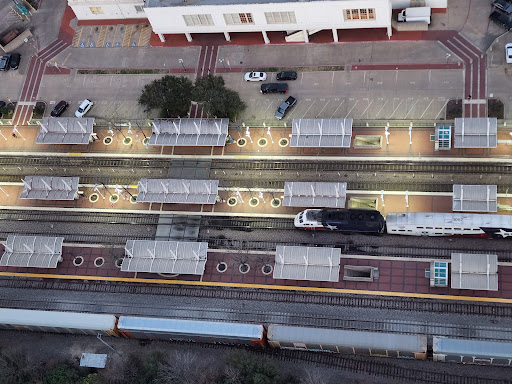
0 330 509 384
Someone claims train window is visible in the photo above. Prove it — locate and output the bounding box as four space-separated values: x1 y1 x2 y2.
492 358 510 366
426 227 433 229
462 356 474 364
387 350 399 358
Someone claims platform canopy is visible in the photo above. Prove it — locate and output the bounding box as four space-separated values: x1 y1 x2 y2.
37 117 95 145
136 178 218 204
121 240 207 275
0 235 63 268
453 185 497 212
283 181 347 208
451 253 498 291
291 118 353 147
453 118 497 148
273 245 341 282
148 118 228 146
20 176 79 200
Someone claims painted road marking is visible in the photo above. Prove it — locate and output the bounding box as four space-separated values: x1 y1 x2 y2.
1 271 511 304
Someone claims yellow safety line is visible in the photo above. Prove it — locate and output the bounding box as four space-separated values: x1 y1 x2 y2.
1 272 511 304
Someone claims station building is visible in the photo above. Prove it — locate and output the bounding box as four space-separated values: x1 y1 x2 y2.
67 0 447 43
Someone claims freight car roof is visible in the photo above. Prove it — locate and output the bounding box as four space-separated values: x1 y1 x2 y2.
118 316 264 340
268 325 427 353
0 308 117 331
433 337 512 359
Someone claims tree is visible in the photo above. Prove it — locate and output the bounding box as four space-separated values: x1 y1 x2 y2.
192 75 246 121
155 350 216 384
220 351 298 384
123 351 165 384
43 365 79 384
138 75 193 117
0 350 33 384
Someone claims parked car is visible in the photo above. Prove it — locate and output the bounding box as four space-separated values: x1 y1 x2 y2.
494 0 512 14
490 10 512 30
506 43 512 63
75 99 93 118
0 101 5 109
261 83 288 94
244 72 267 81
51 100 69 117
275 96 296 120
276 71 297 81
9 53 20 70
0 53 11 71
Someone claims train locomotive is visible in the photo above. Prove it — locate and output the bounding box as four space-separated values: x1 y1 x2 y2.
1 308 512 367
295 209 512 239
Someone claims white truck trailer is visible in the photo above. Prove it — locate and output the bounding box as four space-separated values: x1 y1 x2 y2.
397 7 431 24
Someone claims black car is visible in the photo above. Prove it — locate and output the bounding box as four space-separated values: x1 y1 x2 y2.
50 100 69 117
260 83 288 94
276 71 297 81
494 0 512 14
0 53 11 71
275 96 297 120
490 10 512 30
9 53 20 70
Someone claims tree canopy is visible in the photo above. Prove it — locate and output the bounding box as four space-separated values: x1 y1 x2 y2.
138 75 194 118
192 75 247 121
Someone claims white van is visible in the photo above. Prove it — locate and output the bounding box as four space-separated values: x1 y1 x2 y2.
397 7 431 24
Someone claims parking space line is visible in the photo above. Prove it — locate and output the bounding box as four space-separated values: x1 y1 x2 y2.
301 100 315 118
315 100 330 117
404 98 419 119
330 100 344 118
435 99 450 119
345 100 358 118
359 99 373 119
389 99 403 118
374 99 388 118
419 98 434 119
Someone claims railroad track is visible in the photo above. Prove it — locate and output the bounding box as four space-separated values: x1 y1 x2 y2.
1 278 511 318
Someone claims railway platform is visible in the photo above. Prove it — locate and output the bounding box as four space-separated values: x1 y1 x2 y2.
2 124 512 160
1 245 512 304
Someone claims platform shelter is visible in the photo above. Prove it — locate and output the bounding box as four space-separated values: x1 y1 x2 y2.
452 185 497 212
283 181 347 208
121 240 207 275
148 118 228 146
20 176 79 200
0 235 64 268
37 117 95 145
136 178 218 204
451 253 498 291
290 118 352 147
453 118 497 148
273 245 341 282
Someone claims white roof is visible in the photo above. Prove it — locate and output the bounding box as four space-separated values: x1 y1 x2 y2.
385 212 512 229
122 239 207 275
0 235 63 268
434 337 512 359
0 308 117 330
20 176 79 200
453 185 497 212
283 181 347 208
149 118 228 146
273 245 341 282
451 253 498 291
453 118 497 148
37 117 94 145
290 119 353 147
136 178 218 204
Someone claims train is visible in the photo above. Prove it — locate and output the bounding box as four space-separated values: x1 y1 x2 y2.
1 308 512 366
294 209 512 238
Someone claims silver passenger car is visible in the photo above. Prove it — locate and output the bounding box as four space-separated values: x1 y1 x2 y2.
433 337 512 365
267 325 427 359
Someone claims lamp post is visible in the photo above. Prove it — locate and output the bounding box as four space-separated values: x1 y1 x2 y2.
178 59 186 72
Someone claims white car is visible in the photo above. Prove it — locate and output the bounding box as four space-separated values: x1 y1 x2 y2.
244 72 267 82
75 99 93 118
506 43 512 63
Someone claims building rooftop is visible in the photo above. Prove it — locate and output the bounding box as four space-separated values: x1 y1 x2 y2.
145 0 325 8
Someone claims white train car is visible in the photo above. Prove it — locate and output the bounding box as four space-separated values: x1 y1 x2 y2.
385 212 512 238
267 325 427 360
118 316 266 347
0 308 118 336
433 337 512 366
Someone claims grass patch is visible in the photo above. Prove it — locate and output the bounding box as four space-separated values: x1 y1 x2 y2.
77 69 169 75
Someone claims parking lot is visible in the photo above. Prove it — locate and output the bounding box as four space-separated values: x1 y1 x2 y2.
224 69 463 121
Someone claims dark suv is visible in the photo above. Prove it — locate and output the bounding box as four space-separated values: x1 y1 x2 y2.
490 10 512 30
260 83 288 94
276 71 297 81
275 96 296 120
0 53 11 71
9 53 20 70
494 0 512 13
50 100 69 117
